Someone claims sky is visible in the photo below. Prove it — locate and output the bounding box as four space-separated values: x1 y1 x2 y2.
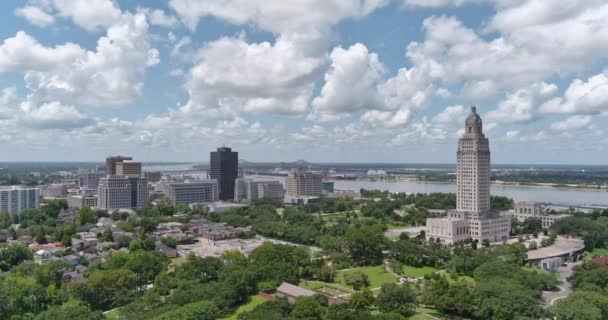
0 0 607 164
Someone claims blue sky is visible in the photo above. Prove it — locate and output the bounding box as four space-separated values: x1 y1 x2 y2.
0 0 607 164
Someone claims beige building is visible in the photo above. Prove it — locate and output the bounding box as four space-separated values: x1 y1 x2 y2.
426 107 511 244
234 178 284 202
116 160 142 177
98 176 148 209
285 171 322 197
511 201 572 229
67 194 98 209
513 201 544 220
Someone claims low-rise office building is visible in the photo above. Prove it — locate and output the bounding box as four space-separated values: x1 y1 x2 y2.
510 201 572 229
67 194 98 209
165 180 219 205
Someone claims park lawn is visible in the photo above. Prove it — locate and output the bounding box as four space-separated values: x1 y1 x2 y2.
170 256 187 266
401 265 438 278
220 295 266 320
104 309 120 319
589 247 608 257
416 307 443 317
336 265 398 289
408 315 435 320
446 273 475 284
298 280 354 293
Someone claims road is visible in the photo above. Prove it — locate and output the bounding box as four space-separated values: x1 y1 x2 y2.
541 261 582 308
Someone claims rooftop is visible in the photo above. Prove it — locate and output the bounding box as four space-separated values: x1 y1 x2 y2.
527 236 585 260
276 282 316 297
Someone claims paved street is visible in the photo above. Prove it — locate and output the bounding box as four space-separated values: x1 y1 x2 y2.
541 261 582 307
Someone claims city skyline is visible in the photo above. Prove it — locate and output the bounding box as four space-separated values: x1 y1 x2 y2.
0 1 608 164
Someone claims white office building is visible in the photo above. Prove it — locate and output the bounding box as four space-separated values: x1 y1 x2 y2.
0 186 40 215
165 180 219 205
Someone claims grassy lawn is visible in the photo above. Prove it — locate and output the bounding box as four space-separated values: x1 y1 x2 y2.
299 280 354 293
446 273 475 284
408 307 444 319
401 266 438 278
588 247 608 257
220 295 266 320
104 309 120 319
170 256 187 266
336 265 398 289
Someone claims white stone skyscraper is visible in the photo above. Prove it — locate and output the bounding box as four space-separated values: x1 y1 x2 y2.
426 106 510 244
456 106 490 214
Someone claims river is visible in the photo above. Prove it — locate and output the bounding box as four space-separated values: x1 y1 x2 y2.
143 164 608 205
248 175 608 206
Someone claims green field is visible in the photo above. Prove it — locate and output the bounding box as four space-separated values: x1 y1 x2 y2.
588 247 608 257
336 265 398 289
104 309 120 319
221 295 267 320
401 265 438 278
408 307 444 319
446 273 475 284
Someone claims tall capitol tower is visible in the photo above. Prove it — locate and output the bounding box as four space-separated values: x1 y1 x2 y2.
456 106 490 215
425 106 510 244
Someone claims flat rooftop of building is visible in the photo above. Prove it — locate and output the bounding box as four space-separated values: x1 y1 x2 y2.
276 282 316 297
527 236 585 261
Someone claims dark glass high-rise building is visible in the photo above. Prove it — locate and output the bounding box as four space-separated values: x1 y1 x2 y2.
209 147 238 201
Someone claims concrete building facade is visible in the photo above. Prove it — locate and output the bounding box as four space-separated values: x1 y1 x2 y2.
285 171 323 198
67 194 98 209
426 107 510 244
98 176 148 210
210 147 238 201
234 178 285 203
79 172 103 190
511 201 572 229
116 161 142 177
105 156 132 175
165 181 219 205
0 187 40 215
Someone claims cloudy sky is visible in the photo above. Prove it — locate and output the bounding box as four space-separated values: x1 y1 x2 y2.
0 0 607 164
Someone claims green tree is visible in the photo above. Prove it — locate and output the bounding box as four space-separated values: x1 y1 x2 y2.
345 225 384 266
77 207 95 225
551 290 608 320
0 244 33 271
34 298 103 320
155 300 219 320
375 283 416 316
87 269 137 310
290 296 325 319
99 228 114 242
349 288 375 310
156 197 176 216
343 271 370 290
